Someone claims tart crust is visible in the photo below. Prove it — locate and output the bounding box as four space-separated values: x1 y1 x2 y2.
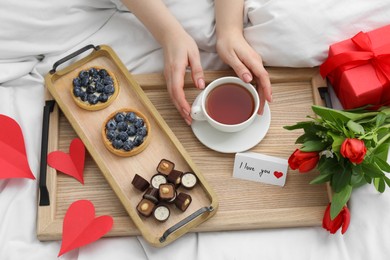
71 67 119 111
102 108 151 157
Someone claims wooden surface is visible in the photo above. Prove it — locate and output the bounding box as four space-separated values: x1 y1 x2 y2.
42 46 217 247
38 56 330 242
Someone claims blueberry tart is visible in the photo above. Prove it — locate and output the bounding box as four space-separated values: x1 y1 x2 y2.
102 108 150 156
71 67 119 110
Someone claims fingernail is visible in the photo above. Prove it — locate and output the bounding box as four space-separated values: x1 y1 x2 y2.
184 118 191 126
242 73 252 83
182 108 190 116
198 78 205 89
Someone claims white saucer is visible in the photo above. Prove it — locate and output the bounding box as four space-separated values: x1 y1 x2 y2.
191 103 271 153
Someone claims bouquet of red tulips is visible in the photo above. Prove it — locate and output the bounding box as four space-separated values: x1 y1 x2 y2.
284 105 390 234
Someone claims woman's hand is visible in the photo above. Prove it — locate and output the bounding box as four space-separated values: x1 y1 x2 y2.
216 32 272 115
161 29 205 125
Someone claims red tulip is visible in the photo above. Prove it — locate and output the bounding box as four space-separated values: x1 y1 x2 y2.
288 149 319 173
340 138 367 164
322 203 350 234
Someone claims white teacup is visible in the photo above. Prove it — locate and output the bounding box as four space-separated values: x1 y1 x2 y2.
191 76 260 133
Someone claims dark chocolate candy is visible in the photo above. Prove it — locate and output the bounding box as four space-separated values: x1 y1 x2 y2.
167 169 183 187
136 198 155 217
156 159 175 175
143 187 159 203
158 183 176 201
174 192 192 212
131 174 150 192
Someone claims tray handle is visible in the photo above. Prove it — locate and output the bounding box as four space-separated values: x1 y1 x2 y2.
39 100 56 206
49 44 100 74
159 205 214 243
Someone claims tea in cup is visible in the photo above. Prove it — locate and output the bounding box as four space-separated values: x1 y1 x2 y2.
191 77 260 132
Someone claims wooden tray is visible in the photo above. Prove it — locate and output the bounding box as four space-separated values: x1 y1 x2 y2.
42 45 218 247
38 52 330 242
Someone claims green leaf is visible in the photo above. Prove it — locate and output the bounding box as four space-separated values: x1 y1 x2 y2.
374 177 386 193
283 121 314 131
362 163 385 178
384 175 390 187
331 164 352 193
312 105 373 123
310 171 333 184
300 140 328 152
372 142 390 161
328 132 345 154
364 174 372 184
347 120 365 134
350 165 365 187
330 185 352 219
374 157 390 172
376 112 387 127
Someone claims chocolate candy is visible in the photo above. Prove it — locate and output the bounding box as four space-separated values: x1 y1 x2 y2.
157 159 175 175
137 198 155 217
131 174 150 192
153 204 170 222
158 183 176 201
167 169 183 187
150 173 167 189
143 187 159 203
181 172 197 189
174 192 192 212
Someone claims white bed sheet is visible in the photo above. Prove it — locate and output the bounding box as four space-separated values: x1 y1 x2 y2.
1 0 390 259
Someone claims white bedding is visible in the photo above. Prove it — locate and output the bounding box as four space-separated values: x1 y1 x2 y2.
1 0 390 259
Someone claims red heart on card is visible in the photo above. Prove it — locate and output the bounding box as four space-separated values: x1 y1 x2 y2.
58 200 113 256
47 138 85 184
274 171 283 179
0 114 35 180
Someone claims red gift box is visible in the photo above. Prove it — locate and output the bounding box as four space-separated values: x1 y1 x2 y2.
320 25 390 109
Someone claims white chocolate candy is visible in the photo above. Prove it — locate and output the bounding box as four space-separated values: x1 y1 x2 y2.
151 174 167 189
181 172 197 189
153 205 170 222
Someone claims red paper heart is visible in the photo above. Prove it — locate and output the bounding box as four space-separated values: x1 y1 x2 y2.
274 171 283 179
47 138 85 184
59 200 113 256
0 114 35 180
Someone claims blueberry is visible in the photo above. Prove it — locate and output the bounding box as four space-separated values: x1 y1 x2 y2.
103 77 113 85
136 127 147 137
106 119 117 130
134 118 144 128
73 87 83 97
81 76 89 86
133 135 144 146
88 68 98 76
99 93 108 103
87 94 99 105
126 124 136 136
79 70 89 79
117 121 128 132
86 85 95 94
98 69 108 78
106 130 116 141
73 78 81 88
114 113 125 122
125 112 137 123
95 82 104 93
117 131 129 142
103 84 115 95
112 139 123 149
80 92 88 101
123 140 134 151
